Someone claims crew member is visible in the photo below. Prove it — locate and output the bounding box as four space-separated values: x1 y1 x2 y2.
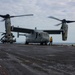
49 36 53 45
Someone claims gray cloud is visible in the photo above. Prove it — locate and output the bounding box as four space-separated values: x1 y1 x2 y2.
0 0 75 42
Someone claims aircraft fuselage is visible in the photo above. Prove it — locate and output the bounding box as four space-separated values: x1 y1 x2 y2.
26 31 49 44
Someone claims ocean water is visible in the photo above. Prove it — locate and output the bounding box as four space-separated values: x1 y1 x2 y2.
53 42 75 46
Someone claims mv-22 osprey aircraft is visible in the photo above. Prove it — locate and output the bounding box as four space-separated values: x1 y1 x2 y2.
0 14 33 43
11 16 75 45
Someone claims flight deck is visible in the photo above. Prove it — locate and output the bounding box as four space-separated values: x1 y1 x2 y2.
0 43 75 75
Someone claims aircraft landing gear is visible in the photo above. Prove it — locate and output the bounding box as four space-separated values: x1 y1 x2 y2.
45 42 47 45
25 41 29 45
40 42 43 45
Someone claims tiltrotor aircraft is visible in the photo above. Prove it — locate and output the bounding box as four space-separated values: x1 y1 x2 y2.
0 14 33 43
11 16 75 45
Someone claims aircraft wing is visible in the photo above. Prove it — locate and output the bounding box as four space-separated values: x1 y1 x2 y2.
43 30 63 34
11 26 34 33
11 26 63 34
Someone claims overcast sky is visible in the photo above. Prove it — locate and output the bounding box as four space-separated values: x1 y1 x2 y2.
0 0 75 43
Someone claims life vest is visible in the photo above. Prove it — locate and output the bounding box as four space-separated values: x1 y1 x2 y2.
50 37 53 42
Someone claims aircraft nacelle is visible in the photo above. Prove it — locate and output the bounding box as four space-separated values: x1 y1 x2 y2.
61 24 68 41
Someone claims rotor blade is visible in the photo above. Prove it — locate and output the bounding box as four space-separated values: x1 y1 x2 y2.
66 20 75 23
55 23 62 26
0 15 5 18
1 33 6 35
10 14 33 18
48 16 61 21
